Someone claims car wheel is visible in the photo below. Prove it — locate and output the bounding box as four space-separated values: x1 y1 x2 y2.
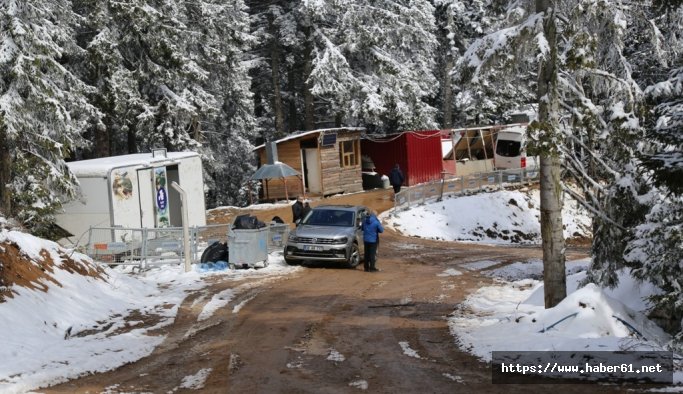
346 244 360 268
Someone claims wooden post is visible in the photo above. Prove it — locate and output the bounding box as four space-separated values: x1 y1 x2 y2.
299 175 306 199
283 177 289 201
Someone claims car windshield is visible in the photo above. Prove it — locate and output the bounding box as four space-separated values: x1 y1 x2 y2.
495 139 522 157
303 209 355 227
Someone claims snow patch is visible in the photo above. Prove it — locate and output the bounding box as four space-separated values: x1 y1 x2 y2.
327 349 346 362
438 268 462 277
178 368 211 390
198 289 235 321
399 341 421 359
349 379 369 390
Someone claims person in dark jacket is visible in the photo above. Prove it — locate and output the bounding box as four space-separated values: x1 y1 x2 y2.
302 199 312 219
291 196 304 223
389 163 405 194
361 209 384 272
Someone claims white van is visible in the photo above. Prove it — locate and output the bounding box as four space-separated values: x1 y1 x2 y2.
494 125 535 170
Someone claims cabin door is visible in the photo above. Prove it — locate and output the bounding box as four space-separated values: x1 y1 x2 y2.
303 149 321 193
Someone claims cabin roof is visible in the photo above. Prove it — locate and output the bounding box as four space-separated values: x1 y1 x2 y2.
67 152 199 177
253 127 365 151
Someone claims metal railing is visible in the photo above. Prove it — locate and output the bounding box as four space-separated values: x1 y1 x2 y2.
394 167 540 212
86 223 290 269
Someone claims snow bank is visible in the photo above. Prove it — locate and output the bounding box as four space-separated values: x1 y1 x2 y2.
384 189 591 244
0 228 299 393
450 267 669 363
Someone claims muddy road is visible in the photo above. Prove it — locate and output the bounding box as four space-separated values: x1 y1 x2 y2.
44 189 621 393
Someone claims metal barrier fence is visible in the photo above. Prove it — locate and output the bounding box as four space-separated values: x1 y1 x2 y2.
394 167 540 212
86 223 290 268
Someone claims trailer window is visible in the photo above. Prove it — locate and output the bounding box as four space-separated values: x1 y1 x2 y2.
339 140 359 168
495 140 521 157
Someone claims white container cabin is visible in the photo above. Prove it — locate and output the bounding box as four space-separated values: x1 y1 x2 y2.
55 150 206 243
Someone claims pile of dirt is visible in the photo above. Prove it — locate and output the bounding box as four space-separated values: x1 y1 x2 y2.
0 241 106 303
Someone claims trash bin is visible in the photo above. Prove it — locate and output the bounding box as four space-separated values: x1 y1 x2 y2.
228 227 269 268
268 223 290 249
381 175 391 189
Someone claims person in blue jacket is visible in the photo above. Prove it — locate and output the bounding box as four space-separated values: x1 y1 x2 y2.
361 209 384 272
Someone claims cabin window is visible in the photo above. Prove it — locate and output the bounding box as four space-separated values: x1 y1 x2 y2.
339 140 360 168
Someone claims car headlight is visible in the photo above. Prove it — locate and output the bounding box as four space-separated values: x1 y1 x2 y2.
333 237 348 244
288 234 300 242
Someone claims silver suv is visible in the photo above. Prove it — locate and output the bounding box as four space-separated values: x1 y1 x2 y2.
284 205 368 268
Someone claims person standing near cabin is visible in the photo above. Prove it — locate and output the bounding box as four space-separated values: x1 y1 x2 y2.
292 196 304 223
302 199 312 220
362 209 384 272
389 164 405 194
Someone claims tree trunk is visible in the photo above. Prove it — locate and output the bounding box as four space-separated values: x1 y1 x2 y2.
441 10 454 129
302 25 315 131
536 0 566 308
269 15 285 138
94 122 110 158
288 68 298 133
0 121 12 216
127 126 137 154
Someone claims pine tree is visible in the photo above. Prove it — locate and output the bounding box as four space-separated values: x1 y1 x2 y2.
437 0 516 126
184 0 259 207
583 2 682 288
624 7 683 337
307 0 439 132
0 0 94 236
246 0 293 141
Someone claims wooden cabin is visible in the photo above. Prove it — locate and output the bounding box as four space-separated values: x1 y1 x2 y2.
254 128 365 200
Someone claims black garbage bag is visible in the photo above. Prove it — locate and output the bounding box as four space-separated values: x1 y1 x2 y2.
201 241 229 264
233 214 266 229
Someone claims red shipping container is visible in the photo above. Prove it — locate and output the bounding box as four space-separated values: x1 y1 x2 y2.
361 130 443 187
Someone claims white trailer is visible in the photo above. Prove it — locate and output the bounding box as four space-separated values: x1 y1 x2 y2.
56 150 206 243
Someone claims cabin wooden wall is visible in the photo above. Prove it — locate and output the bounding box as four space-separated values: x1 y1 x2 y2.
320 132 363 195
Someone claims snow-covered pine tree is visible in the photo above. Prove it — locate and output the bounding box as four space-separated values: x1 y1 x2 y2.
624 5 683 337
183 0 259 207
454 1 659 296
70 0 142 158
436 0 516 126
0 0 94 236
246 0 293 141
552 1 647 289
72 0 209 155
72 0 259 207
582 2 682 289
308 0 439 133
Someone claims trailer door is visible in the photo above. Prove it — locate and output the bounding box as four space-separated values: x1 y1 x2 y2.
137 168 155 228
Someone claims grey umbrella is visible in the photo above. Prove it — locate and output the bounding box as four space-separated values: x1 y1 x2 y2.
249 163 302 202
249 163 300 180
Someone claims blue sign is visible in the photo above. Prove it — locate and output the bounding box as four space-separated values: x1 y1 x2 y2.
157 187 167 211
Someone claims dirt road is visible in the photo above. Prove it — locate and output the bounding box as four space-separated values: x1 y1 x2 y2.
43 189 622 393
